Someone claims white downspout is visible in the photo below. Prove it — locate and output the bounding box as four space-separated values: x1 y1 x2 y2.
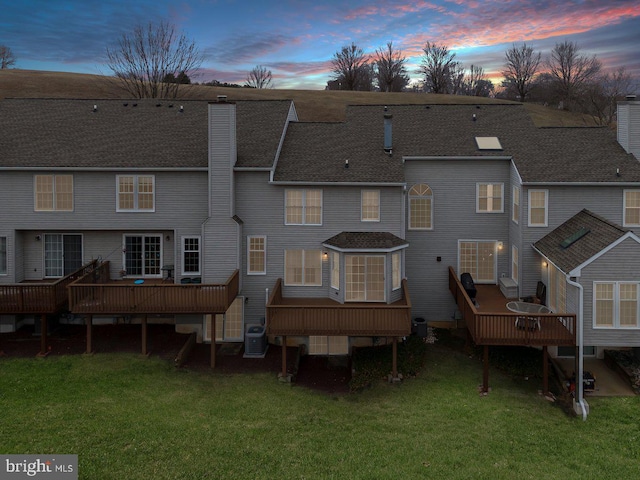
566 275 588 421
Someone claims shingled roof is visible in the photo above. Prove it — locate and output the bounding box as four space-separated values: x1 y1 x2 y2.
273 103 640 184
533 209 629 273
0 98 292 169
323 231 408 250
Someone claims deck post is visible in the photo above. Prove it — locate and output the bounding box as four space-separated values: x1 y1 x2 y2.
392 337 398 378
281 336 287 378
482 345 489 393
542 346 549 394
210 315 216 369
38 314 48 356
86 315 93 354
141 315 148 356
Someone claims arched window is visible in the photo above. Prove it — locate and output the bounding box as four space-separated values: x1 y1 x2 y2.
408 184 433 230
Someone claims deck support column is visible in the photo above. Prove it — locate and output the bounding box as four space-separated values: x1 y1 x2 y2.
38 314 48 356
482 345 489 393
281 336 287 378
86 315 93 354
210 315 216 369
542 346 549 394
392 337 398 379
141 315 148 356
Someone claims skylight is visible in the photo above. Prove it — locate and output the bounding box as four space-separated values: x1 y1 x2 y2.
560 227 590 249
475 137 502 150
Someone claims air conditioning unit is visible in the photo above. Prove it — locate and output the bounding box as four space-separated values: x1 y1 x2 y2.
244 323 268 358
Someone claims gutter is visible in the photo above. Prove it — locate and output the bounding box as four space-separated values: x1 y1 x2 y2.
566 275 588 421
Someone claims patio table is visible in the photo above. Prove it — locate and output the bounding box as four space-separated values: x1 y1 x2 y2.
506 301 551 331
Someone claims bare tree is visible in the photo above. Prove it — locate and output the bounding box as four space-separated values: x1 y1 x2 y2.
374 42 409 92
463 65 494 97
501 43 541 101
331 43 369 91
546 40 602 109
584 67 635 125
419 42 459 94
246 65 273 89
105 21 203 99
0 45 17 69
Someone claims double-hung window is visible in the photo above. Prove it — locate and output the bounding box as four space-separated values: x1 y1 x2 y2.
624 190 640 227
285 189 322 225
117 175 155 212
330 251 340 289
594 282 640 328
477 183 503 213
512 186 520 224
34 174 73 211
528 189 548 226
361 190 380 222
392 252 401 290
248 236 266 275
182 236 201 275
285 249 322 286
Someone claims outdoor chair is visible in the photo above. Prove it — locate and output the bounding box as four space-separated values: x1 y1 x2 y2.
522 281 546 305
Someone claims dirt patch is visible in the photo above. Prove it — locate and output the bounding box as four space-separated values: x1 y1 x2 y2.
1 324 351 395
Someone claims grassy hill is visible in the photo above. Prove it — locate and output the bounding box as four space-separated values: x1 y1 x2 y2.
0 69 598 126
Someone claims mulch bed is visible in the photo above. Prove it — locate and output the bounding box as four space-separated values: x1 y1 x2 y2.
1 323 351 394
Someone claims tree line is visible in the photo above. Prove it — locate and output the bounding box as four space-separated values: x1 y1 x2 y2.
1 21 636 125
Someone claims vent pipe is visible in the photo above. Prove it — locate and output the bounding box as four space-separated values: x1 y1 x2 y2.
384 107 393 155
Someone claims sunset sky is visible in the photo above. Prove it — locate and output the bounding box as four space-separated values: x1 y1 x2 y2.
3 0 640 90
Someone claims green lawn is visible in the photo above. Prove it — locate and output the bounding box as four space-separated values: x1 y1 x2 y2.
2 345 639 479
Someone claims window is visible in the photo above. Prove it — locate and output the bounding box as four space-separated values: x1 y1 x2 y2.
477 183 503 213
330 251 340 289
248 236 266 275
0 237 6 275
392 252 401 290
345 255 385 302
408 184 433 230
34 175 73 211
624 190 640 226
44 234 82 278
182 236 201 275
123 235 161 277
458 241 496 283
511 246 518 284
512 186 520 224
284 249 321 286
528 189 548 226
594 282 640 328
548 263 567 313
361 190 380 222
117 175 155 212
308 336 349 355
285 189 322 225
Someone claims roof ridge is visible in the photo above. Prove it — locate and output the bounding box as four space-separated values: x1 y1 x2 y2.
580 208 628 232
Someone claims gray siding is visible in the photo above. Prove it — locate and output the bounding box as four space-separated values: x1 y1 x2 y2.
404 158 511 321
580 237 640 347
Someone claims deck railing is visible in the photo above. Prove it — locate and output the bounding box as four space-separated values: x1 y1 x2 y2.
266 278 412 337
448 267 575 347
0 260 98 314
68 265 239 315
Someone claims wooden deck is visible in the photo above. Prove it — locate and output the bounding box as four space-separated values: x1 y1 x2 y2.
449 267 575 347
266 278 412 337
68 261 239 315
0 260 98 315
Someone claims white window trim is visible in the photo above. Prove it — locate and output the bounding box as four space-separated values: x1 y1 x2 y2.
361 189 380 222
247 236 267 275
116 175 156 212
512 186 520 224
511 245 518 285
34 174 74 212
408 184 433 231
528 189 548 227
284 189 323 226
330 251 340 290
284 249 322 286
345 255 386 302
476 183 504 213
594 281 640 329
181 236 201 276
623 189 640 227
392 252 401 291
